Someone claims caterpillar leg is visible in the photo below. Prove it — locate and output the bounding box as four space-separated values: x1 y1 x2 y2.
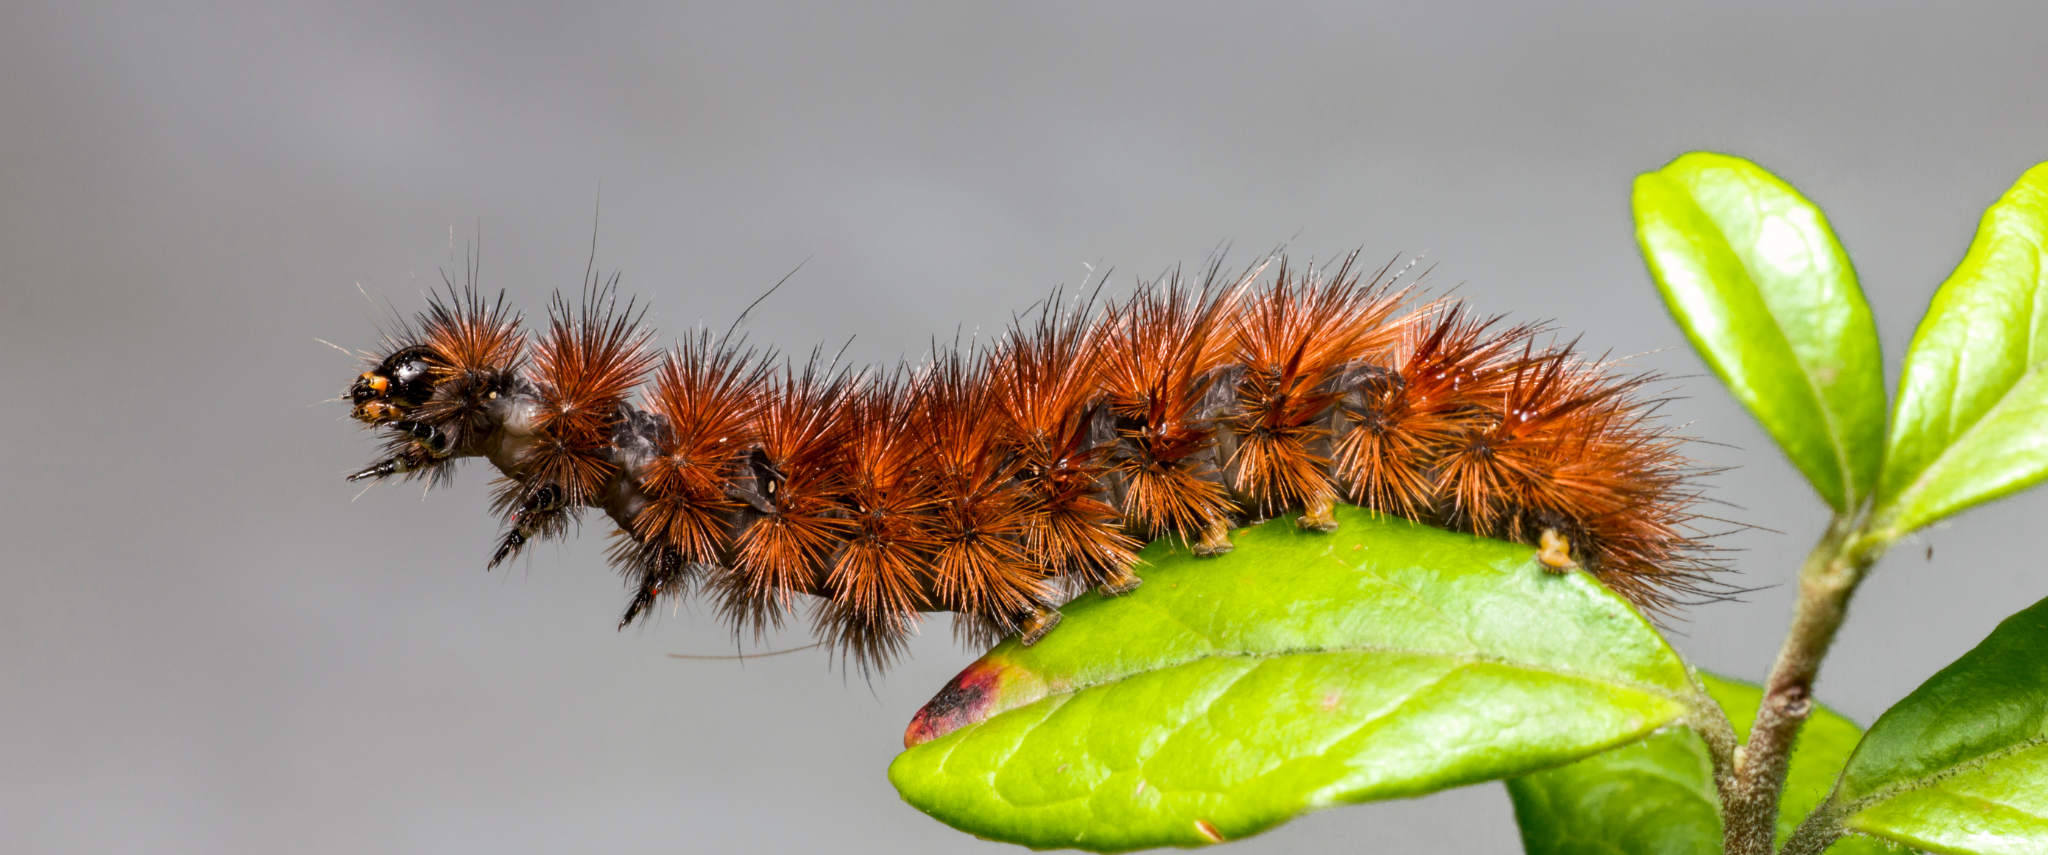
489 484 567 569
620 586 657 629
1096 564 1143 596
1191 517 1234 556
345 422 451 482
347 455 417 482
618 546 685 629
1018 603 1063 646
1296 494 1340 533
1537 528 1579 573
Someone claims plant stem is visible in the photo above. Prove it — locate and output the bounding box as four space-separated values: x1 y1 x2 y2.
1721 515 1883 855
1689 681 1744 822
1779 799 1847 855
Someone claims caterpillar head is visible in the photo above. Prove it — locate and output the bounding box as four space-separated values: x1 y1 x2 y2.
349 345 438 424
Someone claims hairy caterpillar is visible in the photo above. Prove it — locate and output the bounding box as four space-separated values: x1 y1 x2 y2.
341 252 1723 671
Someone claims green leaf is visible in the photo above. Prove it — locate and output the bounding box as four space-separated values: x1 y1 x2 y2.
1873 163 2048 539
889 506 1694 852
1506 703 1721 855
1633 152 1886 512
1507 672 1909 855
1833 594 2048 853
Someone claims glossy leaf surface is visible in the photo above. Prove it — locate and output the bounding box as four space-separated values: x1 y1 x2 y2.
1836 594 2048 853
1875 163 2048 538
1634 152 1885 512
889 507 1693 852
1508 672 1905 855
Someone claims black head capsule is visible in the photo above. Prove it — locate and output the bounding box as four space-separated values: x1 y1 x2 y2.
349 345 438 424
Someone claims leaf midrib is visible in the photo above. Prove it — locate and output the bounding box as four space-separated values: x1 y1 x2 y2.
947 655 1683 814
1880 360 2048 535
1667 182 1859 506
1883 210 2048 528
942 640 1694 756
1726 202 1863 507
1844 734 2048 823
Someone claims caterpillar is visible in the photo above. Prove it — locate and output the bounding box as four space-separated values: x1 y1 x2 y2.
340 251 1724 671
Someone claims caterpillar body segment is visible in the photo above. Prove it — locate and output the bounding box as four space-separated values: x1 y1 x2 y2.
342 251 1723 671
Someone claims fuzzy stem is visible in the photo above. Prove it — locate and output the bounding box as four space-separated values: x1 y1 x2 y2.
1778 798 1848 855
1686 679 1744 826
1721 514 1883 855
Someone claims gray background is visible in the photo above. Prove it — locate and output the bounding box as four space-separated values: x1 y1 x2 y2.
3 2 2045 852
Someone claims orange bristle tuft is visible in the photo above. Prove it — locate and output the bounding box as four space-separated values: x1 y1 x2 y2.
635 333 769 562
815 375 939 663
719 362 856 639
1226 253 1406 523
918 352 1046 630
509 279 658 511
1094 266 1245 549
1330 304 1532 520
420 283 525 382
989 295 1140 593
417 289 523 444
615 331 773 625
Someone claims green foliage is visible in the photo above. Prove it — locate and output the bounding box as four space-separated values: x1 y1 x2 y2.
1509 717 1721 855
1508 673 1905 855
889 507 1692 851
1845 749 2048 855
1873 164 2048 539
1622 155 2048 853
887 154 2048 854
1831 595 2048 853
1633 152 1886 513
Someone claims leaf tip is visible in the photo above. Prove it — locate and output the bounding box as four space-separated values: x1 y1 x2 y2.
905 656 1030 747
1661 150 1761 180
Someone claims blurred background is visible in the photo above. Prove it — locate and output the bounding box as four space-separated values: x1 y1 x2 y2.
3 2 2046 852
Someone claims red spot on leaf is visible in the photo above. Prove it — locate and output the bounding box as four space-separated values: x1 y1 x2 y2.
904 659 1007 747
